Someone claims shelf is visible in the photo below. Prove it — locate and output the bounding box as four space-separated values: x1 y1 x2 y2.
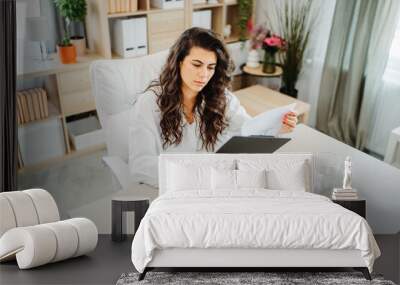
147 7 185 13
193 2 224 10
111 52 150 60
224 35 240 44
225 1 238 6
18 101 61 127
108 9 149 18
108 7 185 18
224 34 249 44
17 53 103 80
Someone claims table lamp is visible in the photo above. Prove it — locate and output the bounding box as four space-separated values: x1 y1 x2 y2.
27 17 50 61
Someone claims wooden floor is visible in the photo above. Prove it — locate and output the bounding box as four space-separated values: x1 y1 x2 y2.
0 235 133 285
0 235 398 285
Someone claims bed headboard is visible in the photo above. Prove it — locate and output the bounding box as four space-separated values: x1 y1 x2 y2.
158 153 314 196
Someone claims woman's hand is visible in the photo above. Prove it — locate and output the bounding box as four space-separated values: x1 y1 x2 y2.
279 111 298 134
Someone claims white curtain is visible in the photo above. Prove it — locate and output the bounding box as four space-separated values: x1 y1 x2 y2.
295 1 336 127
255 0 336 127
366 9 400 156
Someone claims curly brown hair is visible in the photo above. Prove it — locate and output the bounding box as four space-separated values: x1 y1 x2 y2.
145 27 235 151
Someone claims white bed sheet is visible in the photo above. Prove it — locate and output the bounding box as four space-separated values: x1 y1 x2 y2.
131 190 380 273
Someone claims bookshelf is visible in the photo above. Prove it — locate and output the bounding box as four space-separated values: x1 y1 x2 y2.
86 0 255 59
17 52 104 171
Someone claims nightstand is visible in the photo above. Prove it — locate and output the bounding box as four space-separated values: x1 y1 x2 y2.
111 195 150 242
332 199 366 218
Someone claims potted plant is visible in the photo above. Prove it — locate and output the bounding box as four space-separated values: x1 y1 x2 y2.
262 33 285 74
238 0 253 42
54 0 87 57
271 0 315 98
57 36 76 64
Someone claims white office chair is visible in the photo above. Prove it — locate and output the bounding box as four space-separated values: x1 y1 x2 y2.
90 50 168 198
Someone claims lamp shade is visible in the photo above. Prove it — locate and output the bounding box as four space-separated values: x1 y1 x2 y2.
27 17 50 42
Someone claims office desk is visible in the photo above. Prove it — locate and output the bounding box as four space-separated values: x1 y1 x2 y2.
234 84 310 124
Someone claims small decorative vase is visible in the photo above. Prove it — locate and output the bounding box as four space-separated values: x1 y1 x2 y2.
246 49 260 68
70 36 86 57
262 51 276 73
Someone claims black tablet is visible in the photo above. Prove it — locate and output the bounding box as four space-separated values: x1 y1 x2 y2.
216 136 291 153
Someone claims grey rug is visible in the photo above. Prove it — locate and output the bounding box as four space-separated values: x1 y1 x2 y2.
116 271 396 285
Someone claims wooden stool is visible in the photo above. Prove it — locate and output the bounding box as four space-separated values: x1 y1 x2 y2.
111 195 149 242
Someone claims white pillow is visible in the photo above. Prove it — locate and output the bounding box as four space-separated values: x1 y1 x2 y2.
236 169 267 189
211 168 267 190
211 168 236 190
238 158 311 191
266 162 308 191
167 162 211 191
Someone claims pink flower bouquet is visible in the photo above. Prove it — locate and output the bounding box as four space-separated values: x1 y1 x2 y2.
262 34 285 73
247 20 269 50
263 35 285 54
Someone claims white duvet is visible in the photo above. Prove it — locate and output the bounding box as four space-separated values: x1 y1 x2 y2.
131 190 380 273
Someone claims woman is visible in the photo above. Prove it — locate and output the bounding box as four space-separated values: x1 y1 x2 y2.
129 27 297 187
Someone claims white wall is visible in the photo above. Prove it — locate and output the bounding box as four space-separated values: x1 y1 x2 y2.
16 0 42 90
254 0 336 127
279 124 400 234
16 0 60 91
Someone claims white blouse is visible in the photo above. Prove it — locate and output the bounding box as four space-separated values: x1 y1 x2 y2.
128 89 251 187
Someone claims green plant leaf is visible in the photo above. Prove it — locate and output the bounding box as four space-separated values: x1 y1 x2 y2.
238 0 253 42
54 0 87 46
267 0 316 93
54 0 87 22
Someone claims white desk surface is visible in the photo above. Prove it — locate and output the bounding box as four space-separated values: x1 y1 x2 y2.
234 85 310 124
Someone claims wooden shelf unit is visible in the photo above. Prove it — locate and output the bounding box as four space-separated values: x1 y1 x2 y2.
17 52 104 171
86 0 255 59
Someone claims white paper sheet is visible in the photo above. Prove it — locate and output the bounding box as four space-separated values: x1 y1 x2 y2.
241 103 297 136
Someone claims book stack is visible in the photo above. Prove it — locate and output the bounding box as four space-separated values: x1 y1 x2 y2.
16 88 49 124
332 188 359 200
108 0 138 14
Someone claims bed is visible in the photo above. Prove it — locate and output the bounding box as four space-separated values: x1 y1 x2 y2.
131 153 380 281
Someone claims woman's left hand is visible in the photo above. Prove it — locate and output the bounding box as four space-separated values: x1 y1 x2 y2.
279 111 298 134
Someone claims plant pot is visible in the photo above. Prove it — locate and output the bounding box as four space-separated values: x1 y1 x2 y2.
70 36 86 56
262 51 276 74
280 86 298 98
246 49 260 68
57 45 77 64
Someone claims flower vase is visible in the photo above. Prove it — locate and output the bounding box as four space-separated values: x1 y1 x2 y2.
263 51 276 73
246 49 260 68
